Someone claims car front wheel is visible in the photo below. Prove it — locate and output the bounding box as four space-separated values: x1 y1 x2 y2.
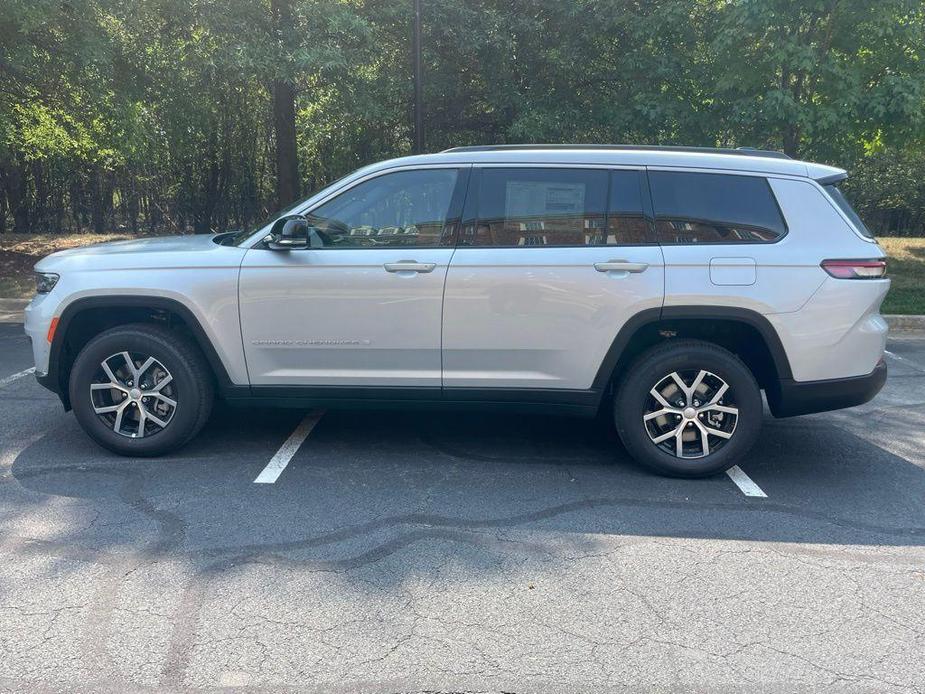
613 339 762 477
69 323 214 456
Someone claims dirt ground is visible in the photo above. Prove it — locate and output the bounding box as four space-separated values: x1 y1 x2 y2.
0 233 145 298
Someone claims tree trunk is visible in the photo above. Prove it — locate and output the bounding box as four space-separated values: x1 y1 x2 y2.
6 163 30 233
271 0 299 209
782 125 800 159
0 167 7 235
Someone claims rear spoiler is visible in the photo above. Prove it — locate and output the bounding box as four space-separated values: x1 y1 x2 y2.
816 172 848 186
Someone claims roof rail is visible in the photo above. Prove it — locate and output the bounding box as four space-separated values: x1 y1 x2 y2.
440 144 792 160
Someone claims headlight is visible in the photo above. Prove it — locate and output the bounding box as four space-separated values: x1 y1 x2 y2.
34 272 59 294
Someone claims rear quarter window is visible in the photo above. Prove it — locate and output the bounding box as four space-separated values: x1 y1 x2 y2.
823 183 874 239
649 171 787 244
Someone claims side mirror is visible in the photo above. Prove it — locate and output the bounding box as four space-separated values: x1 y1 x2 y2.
268 215 310 250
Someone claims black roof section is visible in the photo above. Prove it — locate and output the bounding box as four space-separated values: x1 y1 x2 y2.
441 144 792 160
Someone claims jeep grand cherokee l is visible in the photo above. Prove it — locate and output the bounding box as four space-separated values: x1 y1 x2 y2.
24 145 889 477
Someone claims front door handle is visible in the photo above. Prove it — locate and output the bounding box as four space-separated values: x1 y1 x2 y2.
594 260 649 273
384 260 436 273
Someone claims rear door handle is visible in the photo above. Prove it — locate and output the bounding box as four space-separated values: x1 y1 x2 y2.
594 260 649 273
384 260 436 273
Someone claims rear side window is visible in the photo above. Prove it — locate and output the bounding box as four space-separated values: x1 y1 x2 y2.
649 171 786 243
463 168 649 247
824 183 874 239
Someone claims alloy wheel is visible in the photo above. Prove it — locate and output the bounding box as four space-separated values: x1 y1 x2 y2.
89 352 177 438
643 369 738 459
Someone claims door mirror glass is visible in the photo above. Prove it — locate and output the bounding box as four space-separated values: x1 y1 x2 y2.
268 215 310 250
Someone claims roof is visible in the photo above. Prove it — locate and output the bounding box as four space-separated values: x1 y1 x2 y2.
357 145 845 181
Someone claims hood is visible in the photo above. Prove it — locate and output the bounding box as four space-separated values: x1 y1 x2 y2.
35 234 245 272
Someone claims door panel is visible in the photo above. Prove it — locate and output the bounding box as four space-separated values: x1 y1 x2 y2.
442 247 664 390
442 167 664 391
239 248 454 386
239 166 467 387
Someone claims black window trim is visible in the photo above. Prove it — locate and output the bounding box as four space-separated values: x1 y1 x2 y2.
255 164 471 251
645 167 790 246
459 164 658 249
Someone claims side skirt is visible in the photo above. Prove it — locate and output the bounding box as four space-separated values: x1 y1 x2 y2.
223 385 603 417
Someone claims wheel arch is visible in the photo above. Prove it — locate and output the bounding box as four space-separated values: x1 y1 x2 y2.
593 306 793 402
48 296 236 409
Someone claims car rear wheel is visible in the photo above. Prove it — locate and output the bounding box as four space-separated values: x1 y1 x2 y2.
69 323 213 456
613 339 762 477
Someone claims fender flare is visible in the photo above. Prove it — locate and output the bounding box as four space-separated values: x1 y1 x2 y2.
47 295 236 403
591 305 794 392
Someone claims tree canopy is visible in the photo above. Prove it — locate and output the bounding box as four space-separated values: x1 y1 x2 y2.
1 0 924 236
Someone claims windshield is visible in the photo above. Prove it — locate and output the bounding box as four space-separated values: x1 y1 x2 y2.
824 182 874 239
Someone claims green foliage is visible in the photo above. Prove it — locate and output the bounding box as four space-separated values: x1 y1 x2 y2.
1 0 924 235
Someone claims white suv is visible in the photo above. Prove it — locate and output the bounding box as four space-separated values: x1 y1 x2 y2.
24 145 889 477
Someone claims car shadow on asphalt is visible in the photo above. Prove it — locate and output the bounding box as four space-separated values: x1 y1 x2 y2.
7 402 925 585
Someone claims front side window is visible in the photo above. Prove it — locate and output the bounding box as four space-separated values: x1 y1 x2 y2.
649 171 787 243
464 168 609 247
305 169 459 248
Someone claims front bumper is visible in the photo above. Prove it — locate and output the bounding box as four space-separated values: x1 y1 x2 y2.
767 359 887 418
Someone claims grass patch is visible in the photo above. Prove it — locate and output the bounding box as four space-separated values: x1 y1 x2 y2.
878 237 925 315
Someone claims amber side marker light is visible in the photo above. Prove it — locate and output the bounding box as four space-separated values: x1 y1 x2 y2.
821 259 887 280
46 316 59 343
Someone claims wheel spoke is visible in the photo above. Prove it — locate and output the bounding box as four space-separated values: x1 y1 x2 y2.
644 407 678 422
91 382 126 393
119 352 138 380
651 427 681 444
136 356 156 380
695 421 711 456
152 393 177 408
93 403 123 414
151 374 173 392
701 424 733 439
704 382 729 408
669 372 691 401
689 369 707 398
675 429 684 458
701 404 738 416
649 388 674 410
101 359 121 386
113 405 125 434
144 408 169 429
135 408 146 438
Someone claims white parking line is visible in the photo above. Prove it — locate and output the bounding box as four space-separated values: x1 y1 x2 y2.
0 367 35 390
726 465 767 498
253 411 324 484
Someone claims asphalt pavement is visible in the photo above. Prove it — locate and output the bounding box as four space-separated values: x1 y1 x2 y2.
1 321 923 693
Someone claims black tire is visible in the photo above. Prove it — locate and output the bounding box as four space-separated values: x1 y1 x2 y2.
613 339 762 478
69 323 214 456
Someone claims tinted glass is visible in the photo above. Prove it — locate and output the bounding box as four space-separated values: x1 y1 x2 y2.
607 170 649 245
464 168 608 247
306 169 458 248
824 183 874 239
649 171 786 243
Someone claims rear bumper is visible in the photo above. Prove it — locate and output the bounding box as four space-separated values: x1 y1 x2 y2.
768 359 887 418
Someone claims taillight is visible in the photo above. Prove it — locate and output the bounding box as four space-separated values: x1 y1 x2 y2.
820 259 887 279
